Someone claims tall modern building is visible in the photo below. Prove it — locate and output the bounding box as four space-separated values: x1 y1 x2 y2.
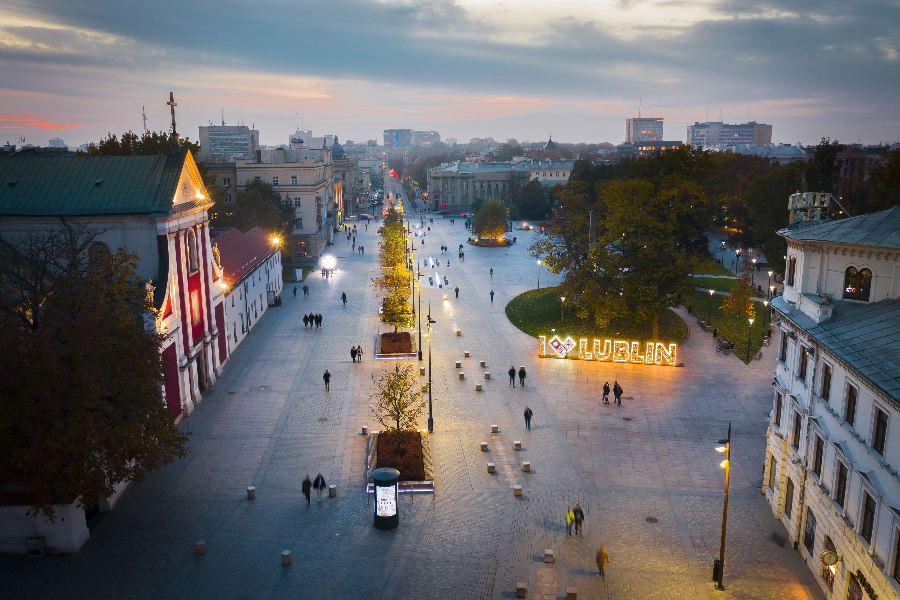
383 129 415 148
197 125 260 162
687 121 772 148
415 131 440 146
625 118 664 143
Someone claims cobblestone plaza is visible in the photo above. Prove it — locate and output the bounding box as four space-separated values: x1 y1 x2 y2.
3 202 824 599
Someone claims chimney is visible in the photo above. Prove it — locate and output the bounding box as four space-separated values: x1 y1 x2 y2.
256 149 262 163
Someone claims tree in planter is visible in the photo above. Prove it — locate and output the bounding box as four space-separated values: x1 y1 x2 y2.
472 200 508 240
0 226 188 519
373 207 414 339
370 364 424 456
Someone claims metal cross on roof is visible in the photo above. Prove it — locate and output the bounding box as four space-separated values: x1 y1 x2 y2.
167 92 178 137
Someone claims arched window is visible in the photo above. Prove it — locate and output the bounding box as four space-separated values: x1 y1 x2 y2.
843 267 872 301
787 256 796 287
88 242 110 266
187 229 199 273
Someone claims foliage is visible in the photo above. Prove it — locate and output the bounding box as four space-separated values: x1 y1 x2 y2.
685 289 767 364
503 169 525 210
495 143 525 162
377 431 425 481
472 200 508 239
0 227 188 518
742 160 806 275
519 179 549 220
370 364 424 435
721 259 757 322
866 150 900 213
505 287 689 344
373 207 413 332
691 276 763 296
806 137 842 195
210 178 293 238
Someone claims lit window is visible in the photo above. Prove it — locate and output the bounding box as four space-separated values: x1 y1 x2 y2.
190 290 201 326
843 267 872 301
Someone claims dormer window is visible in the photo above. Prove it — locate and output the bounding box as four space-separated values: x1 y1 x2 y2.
843 267 872 301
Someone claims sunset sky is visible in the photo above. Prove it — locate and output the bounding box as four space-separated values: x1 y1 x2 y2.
2 0 898 147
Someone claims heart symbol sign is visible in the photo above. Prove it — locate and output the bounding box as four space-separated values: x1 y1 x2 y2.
549 335 576 357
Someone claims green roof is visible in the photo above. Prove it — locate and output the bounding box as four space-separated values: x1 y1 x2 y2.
0 150 189 217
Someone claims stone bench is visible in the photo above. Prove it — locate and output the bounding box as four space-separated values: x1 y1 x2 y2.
566 587 577 599
247 486 256 499
514 440 521 450
475 383 482 391
456 330 461 336
480 360 486 368
282 549 292 565
419 366 425 375
516 582 527 598
491 424 498 433
513 485 522 497
522 462 531 472
487 463 495 473
459 372 465 380
362 426 368 435
464 350 470 357
543 548 554 563
328 484 337 497
484 372 491 380
196 540 206 555
455 360 462 368
481 441 488 452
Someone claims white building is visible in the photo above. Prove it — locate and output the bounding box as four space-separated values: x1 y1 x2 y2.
625 117 664 143
765 206 900 600
687 121 773 148
213 227 283 357
198 125 260 162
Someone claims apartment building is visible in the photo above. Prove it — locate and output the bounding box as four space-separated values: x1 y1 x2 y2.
626 117 664 143
687 121 773 148
197 125 260 162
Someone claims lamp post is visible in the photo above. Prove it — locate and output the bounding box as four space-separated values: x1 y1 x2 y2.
746 317 754 363
708 288 714 324
417 274 423 361
763 301 769 337
767 271 773 300
537 260 543 290
560 296 566 326
427 302 435 433
714 424 732 590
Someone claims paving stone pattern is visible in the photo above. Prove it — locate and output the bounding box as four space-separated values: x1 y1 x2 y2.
2 189 824 599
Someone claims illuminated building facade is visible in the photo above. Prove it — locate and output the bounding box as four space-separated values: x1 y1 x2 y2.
686 121 772 148
625 117 664 143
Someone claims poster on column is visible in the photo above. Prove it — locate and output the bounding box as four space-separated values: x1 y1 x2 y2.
375 484 397 517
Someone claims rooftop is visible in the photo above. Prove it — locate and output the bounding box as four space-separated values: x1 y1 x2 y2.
430 159 575 174
214 227 277 288
779 206 900 248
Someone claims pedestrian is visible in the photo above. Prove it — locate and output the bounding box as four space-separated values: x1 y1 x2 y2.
566 507 574 536
313 473 326 501
361 246 364 255
490 290 495 303
614 381 623 405
508 366 516 387
303 314 309 328
342 291 347 305
573 504 584 535
293 286 297 297
323 369 331 391
317 314 322 328
302 475 312 505
351 346 357 363
365 223 368 231
524 406 533 429
352 242 355 252
518 366 526 387
356 345 364 361
303 284 309 296
596 545 609 580
602 382 610 404
490 267 493 279
455 286 459 298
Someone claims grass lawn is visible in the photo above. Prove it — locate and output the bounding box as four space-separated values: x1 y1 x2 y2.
505 287 688 345
684 289 769 363
691 276 764 297
692 259 733 277
283 265 315 283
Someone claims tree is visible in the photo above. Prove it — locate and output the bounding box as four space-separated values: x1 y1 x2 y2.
210 179 293 238
519 179 548 220
867 149 900 213
472 200 508 240
370 363 424 455
722 259 757 322
495 143 524 162
743 160 806 276
504 169 524 212
373 208 413 335
806 138 842 194
0 227 188 518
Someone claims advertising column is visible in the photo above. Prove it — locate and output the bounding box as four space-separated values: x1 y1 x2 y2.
372 468 400 530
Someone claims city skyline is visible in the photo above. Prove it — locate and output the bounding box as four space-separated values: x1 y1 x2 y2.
2 0 899 147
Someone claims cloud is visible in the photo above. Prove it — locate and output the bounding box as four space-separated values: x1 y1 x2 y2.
0 112 87 129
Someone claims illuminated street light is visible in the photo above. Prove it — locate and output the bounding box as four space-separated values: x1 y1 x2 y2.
271 236 280 245
713 424 732 590
537 260 543 290
746 318 754 363
708 288 715 324
321 254 337 271
560 296 566 326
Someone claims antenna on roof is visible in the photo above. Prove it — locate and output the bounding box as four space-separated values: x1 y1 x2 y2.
221 107 225 126
142 104 148 136
638 98 641 118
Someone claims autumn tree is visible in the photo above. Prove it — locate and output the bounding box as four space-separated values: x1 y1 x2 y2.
722 257 757 322
0 226 188 518
370 364 424 454
519 179 549 220
210 178 293 238
373 208 413 336
472 200 508 240
867 149 900 213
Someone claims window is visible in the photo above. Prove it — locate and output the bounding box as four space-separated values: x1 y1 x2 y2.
222 177 230 187
291 175 298 185
450 180 455 190
272 176 279 186
822 364 832 401
804 509 816 553
792 411 802 447
798 346 808 381
822 536 836 589
297 241 307 257
294 197 302 207
231 294 234 307
297 217 303 229
873 408 888 455
190 290 201 326
88 242 110 269
845 385 858 426
893 531 900 583
835 462 848 508
780 334 789 362
787 256 796 287
774 393 783 428
861 493 876 542
812 436 824 476
225 194 232 205
187 228 199 273
768 456 778 489
785 478 794 518
843 267 872 301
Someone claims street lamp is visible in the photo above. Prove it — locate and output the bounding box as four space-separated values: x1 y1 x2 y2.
560 296 566 326
708 288 714 324
417 274 423 361
427 302 436 433
767 271 773 299
763 301 769 337
713 424 732 590
537 260 543 290
746 317 754 363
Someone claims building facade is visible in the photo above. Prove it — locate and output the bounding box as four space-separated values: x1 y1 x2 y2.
626 117 664 143
383 129 415 148
765 206 900 600
616 140 683 158
197 125 260 162
687 121 773 148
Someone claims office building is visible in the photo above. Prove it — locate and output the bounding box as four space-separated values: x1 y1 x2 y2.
687 121 772 148
383 129 415 148
415 131 440 146
626 118 664 143
197 125 260 162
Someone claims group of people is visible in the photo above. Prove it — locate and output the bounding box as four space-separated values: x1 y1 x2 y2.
292 284 309 297
565 505 611 580
601 381 624 405
303 313 323 328
350 345 364 362
301 473 328 505
508 366 527 387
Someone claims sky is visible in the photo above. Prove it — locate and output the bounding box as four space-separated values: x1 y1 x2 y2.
1 0 899 148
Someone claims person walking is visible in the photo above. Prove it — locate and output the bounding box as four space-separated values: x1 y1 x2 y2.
490 268 493 279
524 406 533 429
313 473 327 502
566 507 575 536
342 292 347 305
350 346 357 363
573 504 585 535
302 475 312 506
614 381 623 406
303 284 309 296
293 286 297 298
317 313 323 328
490 290 495 303
602 382 610 404
596 545 609 580
356 345 364 361
303 314 310 328
323 370 331 391
518 367 526 387
455 286 459 298
508 366 516 387
352 241 355 252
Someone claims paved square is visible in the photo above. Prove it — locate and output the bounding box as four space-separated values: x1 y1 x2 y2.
2 191 824 600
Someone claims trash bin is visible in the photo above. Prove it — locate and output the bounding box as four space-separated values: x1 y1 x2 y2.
712 559 721 582
713 328 718 339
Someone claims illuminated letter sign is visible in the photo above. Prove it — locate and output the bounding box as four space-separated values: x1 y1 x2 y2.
548 335 576 357
612 341 630 362
539 336 677 366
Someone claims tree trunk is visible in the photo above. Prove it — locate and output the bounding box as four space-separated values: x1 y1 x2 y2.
652 314 660 342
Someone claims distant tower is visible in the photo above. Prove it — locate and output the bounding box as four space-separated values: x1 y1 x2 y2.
142 104 148 136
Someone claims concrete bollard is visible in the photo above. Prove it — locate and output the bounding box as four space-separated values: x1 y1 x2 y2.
516 582 528 598
419 366 425 376
456 330 461 336
514 485 523 496
464 350 470 358
566 587 577 600
522 462 531 472
475 383 482 391
455 360 462 368
544 549 554 563
480 360 486 368
514 441 521 450
282 549 292 565
328 484 337 497
487 463 495 473
247 486 256 499
491 424 498 433
459 372 465 380
481 441 488 452
484 372 490 380
362 426 368 435
195 540 206 555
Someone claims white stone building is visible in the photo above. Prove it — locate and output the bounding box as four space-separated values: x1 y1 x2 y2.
765 206 900 600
